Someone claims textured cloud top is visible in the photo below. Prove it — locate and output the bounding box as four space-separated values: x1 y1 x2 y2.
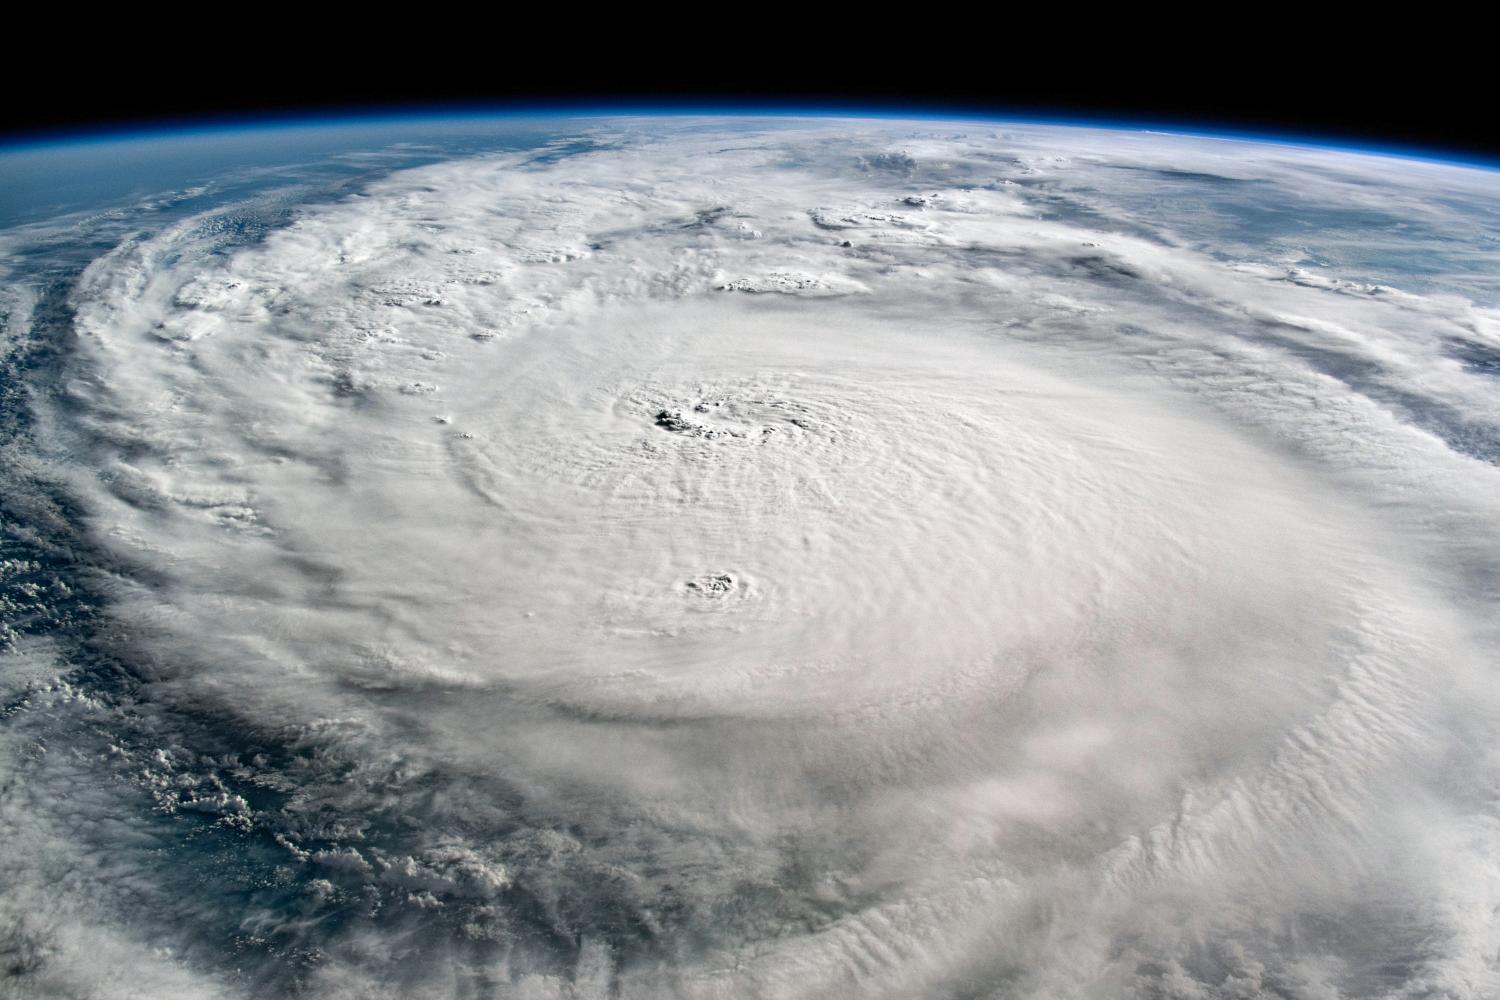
3 118 1500 998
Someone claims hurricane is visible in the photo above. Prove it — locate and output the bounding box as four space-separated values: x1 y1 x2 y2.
2 116 1498 999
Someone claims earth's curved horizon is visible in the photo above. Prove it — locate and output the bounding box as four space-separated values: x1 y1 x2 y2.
2 113 1498 999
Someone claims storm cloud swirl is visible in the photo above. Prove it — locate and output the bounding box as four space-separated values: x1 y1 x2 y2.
3 119 1500 999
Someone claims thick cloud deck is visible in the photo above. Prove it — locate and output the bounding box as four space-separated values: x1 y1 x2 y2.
3 118 1500 999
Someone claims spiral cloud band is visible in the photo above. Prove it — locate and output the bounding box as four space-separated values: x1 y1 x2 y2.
2 119 1499 998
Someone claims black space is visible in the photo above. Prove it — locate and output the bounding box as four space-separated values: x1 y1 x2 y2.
3 33 1492 161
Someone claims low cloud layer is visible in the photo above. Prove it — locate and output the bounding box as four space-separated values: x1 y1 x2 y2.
3 118 1500 998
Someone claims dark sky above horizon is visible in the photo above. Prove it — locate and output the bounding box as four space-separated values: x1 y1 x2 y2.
3 29 1488 162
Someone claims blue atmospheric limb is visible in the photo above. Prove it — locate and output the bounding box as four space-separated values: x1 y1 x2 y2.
4 99 1499 171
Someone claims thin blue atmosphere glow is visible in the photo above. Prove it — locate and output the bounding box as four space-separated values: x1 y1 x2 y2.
3 99 1498 172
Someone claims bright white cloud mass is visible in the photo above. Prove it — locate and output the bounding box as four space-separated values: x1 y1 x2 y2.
2 117 1500 999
